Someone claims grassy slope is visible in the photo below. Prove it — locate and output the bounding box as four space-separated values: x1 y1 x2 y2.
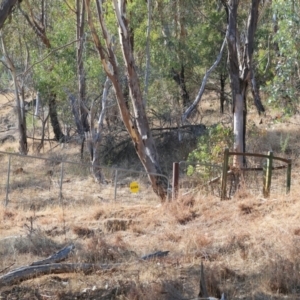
1 94 300 299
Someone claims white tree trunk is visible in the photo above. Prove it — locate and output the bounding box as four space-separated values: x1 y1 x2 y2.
233 94 244 167
34 91 40 118
143 0 151 106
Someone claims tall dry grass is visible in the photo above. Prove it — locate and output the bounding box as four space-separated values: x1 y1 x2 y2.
2 98 300 298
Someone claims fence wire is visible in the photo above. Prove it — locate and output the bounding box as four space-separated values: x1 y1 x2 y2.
0 151 169 207
179 161 223 197
224 152 290 198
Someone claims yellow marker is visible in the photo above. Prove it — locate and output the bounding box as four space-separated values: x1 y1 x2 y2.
129 181 139 193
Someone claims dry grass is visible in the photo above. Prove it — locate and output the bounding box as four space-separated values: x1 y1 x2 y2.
2 97 300 298
3 173 300 298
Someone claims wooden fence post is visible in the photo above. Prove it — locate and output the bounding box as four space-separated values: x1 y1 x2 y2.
5 155 11 206
221 148 229 200
286 159 292 194
263 151 273 197
172 162 179 201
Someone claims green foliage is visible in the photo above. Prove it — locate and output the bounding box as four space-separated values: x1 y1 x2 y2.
25 113 38 129
187 124 232 176
262 0 300 114
280 133 290 154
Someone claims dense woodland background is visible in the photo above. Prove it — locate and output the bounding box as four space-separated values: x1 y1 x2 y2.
2 1 300 299
0 0 299 195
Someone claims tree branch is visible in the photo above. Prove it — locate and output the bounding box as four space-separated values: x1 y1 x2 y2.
21 39 79 77
182 37 226 122
0 263 115 287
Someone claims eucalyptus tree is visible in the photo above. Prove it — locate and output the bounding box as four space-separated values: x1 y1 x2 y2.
264 0 300 114
144 0 228 120
75 0 89 134
69 0 110 182
221 0 265 167
0 30 28 154
19 0 68 143
85 0 168 200
0 0 31 154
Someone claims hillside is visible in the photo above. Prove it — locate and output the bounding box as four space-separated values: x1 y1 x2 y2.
1 93 300 299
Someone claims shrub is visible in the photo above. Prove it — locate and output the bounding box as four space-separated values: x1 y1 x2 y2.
187 124 232 176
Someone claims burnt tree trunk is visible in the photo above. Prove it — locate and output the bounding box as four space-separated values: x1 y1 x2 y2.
15 86 28 155
172 65 190 108
220 72 227 113
49 94 65 142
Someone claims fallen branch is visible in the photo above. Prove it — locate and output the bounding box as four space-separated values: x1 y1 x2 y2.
0 263 15 275
0 245 169 287
0 263 115 287
141 250 169 260
208 176 221 185
30 243 75 266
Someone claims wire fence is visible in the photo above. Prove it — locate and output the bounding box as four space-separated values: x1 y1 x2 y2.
1 149 290 206
221 149 292 199
0 151 170 207
178 161 223 197
177 149 292 200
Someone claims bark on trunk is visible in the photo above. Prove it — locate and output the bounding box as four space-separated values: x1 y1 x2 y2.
36 112 49 153
143 0 152 106
86 0 167 200
233 94 244 167
172 65 190 108
0 0 19 29
250 68 265 114
225 0 261 168
49 93 65 142
220 72 226 113
85 77 110 183
76 0 89 134
113 1 168 199
15 86 28 155
0 34 27 154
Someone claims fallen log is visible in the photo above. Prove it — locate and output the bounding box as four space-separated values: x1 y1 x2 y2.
141 250 169 260
0 245 169 287
0 263 116 287
30 243 75 266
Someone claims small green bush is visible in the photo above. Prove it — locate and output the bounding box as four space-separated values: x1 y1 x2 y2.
187 124 233 176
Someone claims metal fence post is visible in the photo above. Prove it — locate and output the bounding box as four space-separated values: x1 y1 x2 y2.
5 155 11 206
263 151 273 198
114 169 118 201
221 148 229 200
172 162 179 201
59 161 64 204
286 159 292 194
